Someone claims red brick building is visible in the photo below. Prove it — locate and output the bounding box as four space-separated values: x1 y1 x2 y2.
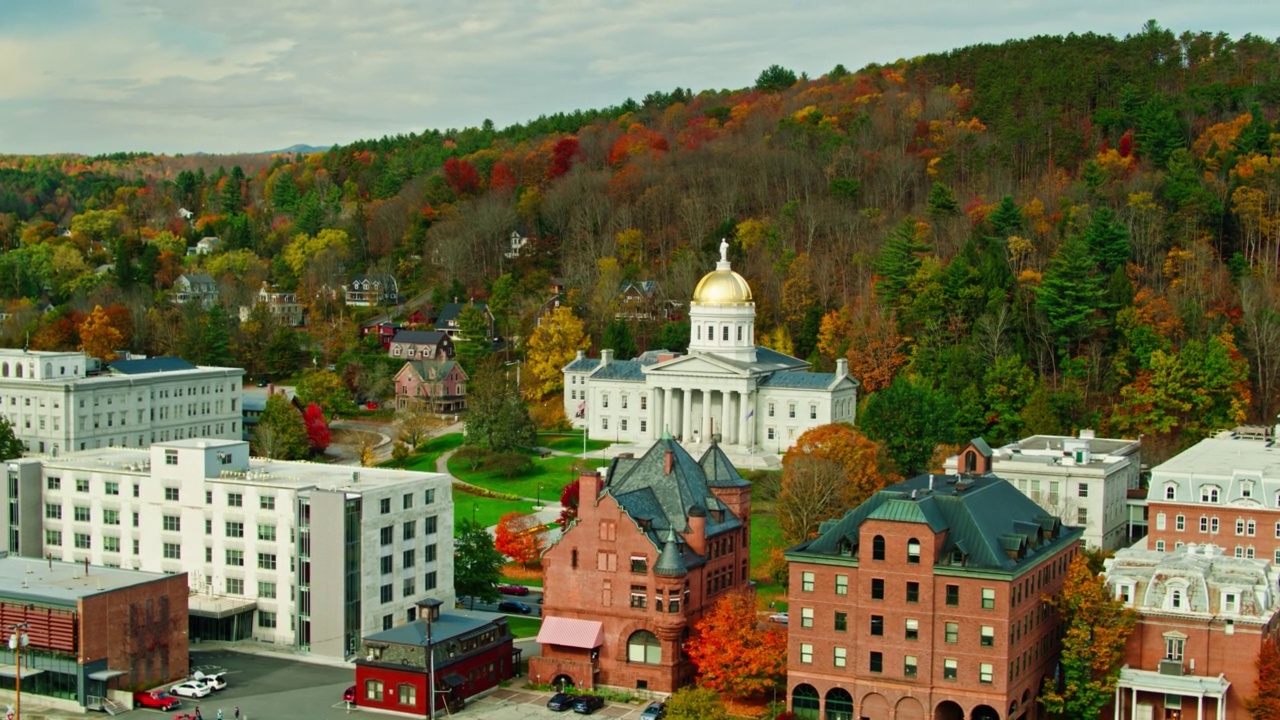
784 451 1082 720
1104 544 1279 720
1143 429 1280 565
531 436 751 693
393 360 469 412
0 554 188 714
354 600 516 716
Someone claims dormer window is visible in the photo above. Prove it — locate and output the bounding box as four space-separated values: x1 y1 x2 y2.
1222 591 1240 615
1201 486 1220 503
1165 485 1177 501
1166 583 1188 612
1242 481 1254 498
1115 582 1135 606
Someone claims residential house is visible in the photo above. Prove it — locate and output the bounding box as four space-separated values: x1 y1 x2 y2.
784 463 1082 720
172 273 220 307
196 236 222 255
243 284 304 327
345 274 401 308
435 301 494 341
355 600 517 716
531 436 752 693
944 433 1141 551
394 360 468 412
389 330 454 361
1105 543 1278 720
504 230 529 259
362 321 404 350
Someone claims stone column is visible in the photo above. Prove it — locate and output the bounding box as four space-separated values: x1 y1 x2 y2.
720 391 731 446
663 387 674 437
682 388 693 443
652 388 662 440
702 390 714 443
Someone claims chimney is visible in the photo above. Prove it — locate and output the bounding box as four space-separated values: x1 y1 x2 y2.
577 471 600 520
575 350 585 361
928 474 935 492
601 349 613 368
664 449 674 476
836 358 848 378
686 506 707 555
84 557 89 575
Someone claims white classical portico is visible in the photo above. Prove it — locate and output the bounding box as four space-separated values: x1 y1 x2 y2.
563 240 859 454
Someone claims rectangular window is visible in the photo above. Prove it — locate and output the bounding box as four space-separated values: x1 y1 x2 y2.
946 584 960 606
380 498 391 514
1176 514 1185 531
631 555 648 573
260 496 275 510
425 544 437 562
258 553 277 570
164 487 180 501
944 658 958 680
425 515 437 534
73 532 90 549
381 555 393 575
47 477 61 490
871 578 885 600
103 509 119 525
801 571 815 592
163 542 181 559
1166 637 1185 661
165 449 178 465
801 607 814 628
403 520 416 540
906 581 919 603
258 611 277 629
1248 520 1257 536
226 521 244 538
45 530 62 547
45 503 61 519
870 615 883 636
980 662 994 684
905 618 919 640
800 643 813 664
835 574 848 595
381 526 393 545
834 611 847 632
226 549 244 566
833 646 847 668
1077 483 1088 498
258 524 276 542
424 571 437 590
226 578 243 595
403 493 413 510
1077 507 1088 524
163 515 181 532
258 581 277 599
982 587 996 610
380 584 393 603
904 655 918 677
228 493 243 507
630 585 648 609
869 651 883 673
403 549 415 569
945 622 959 643
105 481 118 496
403 577 415 597
981 625 995 647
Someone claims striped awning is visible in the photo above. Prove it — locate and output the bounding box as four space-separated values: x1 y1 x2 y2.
535 617 604 649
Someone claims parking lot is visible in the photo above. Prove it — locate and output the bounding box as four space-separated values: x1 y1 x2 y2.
142 649 663 720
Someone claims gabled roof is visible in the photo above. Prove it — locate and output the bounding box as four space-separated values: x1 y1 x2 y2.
793 473 1078 573
391 329 448 346
436 301 489 325
563 357 600 373
106 357 199 374
178 273 216 287
592 360 646 382
402 359 466 382
619 280 657 296
698 442 750 488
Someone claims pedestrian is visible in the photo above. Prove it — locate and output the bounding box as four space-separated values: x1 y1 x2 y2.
195 707 202 720
234 708 240 720
217 709 223 720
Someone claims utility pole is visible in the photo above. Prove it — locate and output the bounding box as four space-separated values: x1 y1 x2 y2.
8 623 30 720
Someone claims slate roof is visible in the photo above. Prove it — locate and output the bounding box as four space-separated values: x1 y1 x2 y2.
179 273 216 288
592 359 647 381
620 280 657 296
392 329 448 345
436 301 488 326
363 609 506 647
757 370 839 389
601 436 748 571
792 472 1079 573
563 357 601 373
106 357 199 374
699 442 751 488
404 359 465 382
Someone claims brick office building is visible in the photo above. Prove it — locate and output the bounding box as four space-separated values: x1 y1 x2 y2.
1143 428 1280 564
0 553 189 714
784 456 1082 720
531 436 751 693
1104 544 1279 720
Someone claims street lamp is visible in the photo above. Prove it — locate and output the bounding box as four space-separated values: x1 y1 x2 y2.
8 623 29 720
472 502 478 525
535 484 542 510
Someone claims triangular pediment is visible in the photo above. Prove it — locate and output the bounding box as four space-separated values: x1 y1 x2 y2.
643 353 751 378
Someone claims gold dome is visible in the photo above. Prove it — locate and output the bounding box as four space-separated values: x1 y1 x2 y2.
692 269 753 305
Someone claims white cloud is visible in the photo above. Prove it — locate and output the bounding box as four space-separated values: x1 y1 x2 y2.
0 0 1272 154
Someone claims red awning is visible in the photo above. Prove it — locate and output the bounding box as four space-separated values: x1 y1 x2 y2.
536 617 604 649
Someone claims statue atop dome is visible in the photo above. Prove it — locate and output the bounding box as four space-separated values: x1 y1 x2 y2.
720 238 729 263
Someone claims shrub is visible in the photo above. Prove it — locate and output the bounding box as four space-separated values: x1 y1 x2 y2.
391 441 410 461
455 445 489 471
489 451 534 478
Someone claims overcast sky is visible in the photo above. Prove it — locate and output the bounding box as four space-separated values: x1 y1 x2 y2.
0 1 1273 156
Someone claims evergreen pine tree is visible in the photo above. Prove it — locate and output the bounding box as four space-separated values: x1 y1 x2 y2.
1083 207 1132 273
987 195 1022 237
602 319 638 359
1037 234 1104 353
874 217 931 311
926 182 960 218
1234 103 1274 156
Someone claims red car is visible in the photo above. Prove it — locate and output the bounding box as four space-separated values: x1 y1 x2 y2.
134 690 182 711
343 686 358 705
498 584 529 596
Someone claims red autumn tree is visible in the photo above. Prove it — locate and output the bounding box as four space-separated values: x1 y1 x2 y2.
558 480 580 525
303 402 330 453
686 588 787 700
489 161 516 192
443 157 482 196
494 511 543 567
548 137 580 178
1247 636 1280 719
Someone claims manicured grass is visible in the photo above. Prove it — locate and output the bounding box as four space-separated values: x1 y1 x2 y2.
448 453 586 501
537 433 613 454
506 616 542 639
381 433 465 471
750 508 787 603
455 494 537 528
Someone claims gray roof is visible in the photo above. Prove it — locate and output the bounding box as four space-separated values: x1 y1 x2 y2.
363 609 506 647
564 357 600 373
392 330 448 345
107 357 198 374
793 473 1079 573
180 273 216 286
602 436 748 572
0 553 179 607
436 301 488 326
592 359 647 381
404 359 465 381
699 442 751 488
757 370 838 389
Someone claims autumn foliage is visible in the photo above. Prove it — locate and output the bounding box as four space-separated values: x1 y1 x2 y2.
1247 636 1280 719
686 588 786 700
776 424 899 545
443 157 482 196
558 480 580 526
494 511 544 567
78 304 124 361
302 402 330 453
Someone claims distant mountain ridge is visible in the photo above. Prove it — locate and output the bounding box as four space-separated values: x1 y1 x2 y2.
271 143 329 154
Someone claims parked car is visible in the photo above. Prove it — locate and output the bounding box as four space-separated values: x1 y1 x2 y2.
343 685 358 704
498 600 532 614
639 701 666 720
133 690 181 711
169 680 212 699
192 670 226 691
498 583 529 596
768 611 789 624
546 692 579 711
572 695 605 715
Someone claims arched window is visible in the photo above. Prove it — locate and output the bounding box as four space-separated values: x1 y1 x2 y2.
824 688 853 720
1165 484 1177 501
791 684 819 720
722 326 728 341
15 364 22 378
696 326 701 340
1200 485 1221 503
1 362 8 377
872 535 885 561
627 630 661 664
43 363 50 376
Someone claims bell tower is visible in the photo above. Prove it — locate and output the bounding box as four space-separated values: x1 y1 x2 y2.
688 239 756 362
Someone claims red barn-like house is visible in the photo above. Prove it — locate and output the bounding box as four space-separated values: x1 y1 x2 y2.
354 600 516 715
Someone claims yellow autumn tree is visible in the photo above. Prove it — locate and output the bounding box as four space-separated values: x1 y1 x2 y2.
525 305 590 402
78 305 123 361
281 228 350 278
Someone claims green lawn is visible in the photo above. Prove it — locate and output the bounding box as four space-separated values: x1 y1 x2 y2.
506 616 542 639
455 494 538 528
381 433 465 471
448 453 586 501
537 433 613 454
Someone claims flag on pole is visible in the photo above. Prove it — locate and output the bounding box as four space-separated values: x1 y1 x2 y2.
745 408 754 421
576 401 586 419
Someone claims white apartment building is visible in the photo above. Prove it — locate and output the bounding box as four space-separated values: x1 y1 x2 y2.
1 438 454 660
945 432 1142 550
0 349 244 455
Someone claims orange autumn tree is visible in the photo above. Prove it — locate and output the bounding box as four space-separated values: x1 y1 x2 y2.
1247 636 1280 719
78 304 123 361
1039 554 1136 719
776 424 899 545
686 588 786 700
494 511 544 567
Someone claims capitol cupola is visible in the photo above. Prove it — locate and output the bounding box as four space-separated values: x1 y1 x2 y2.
688 239 756 362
